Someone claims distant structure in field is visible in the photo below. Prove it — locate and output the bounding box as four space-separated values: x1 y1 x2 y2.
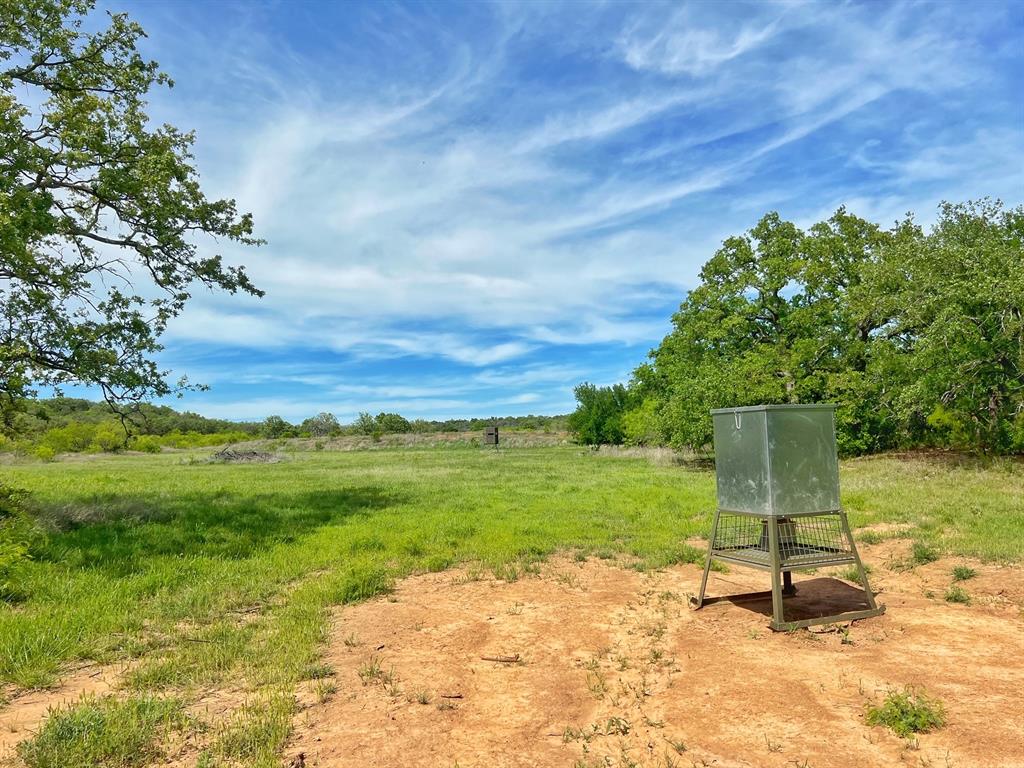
484 425 499 446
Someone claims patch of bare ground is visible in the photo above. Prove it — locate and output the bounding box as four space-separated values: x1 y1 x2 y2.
0 662 125 762
286 546 1024 768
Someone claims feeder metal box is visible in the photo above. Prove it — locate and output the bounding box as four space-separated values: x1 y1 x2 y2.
710 404 840 517
483 426 499 445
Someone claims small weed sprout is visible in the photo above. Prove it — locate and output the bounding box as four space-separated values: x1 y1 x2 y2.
604 716 631 736
865 688 946 737
357 656 383 685
585 670 607 698
664 736 687 754
313 678 337 703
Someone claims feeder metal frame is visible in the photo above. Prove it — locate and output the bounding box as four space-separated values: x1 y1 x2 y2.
692 405 884 631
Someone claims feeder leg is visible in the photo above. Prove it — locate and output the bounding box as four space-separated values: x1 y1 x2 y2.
839 511 878 610
767 517 786 628
694 509 720 609
783 570 795 596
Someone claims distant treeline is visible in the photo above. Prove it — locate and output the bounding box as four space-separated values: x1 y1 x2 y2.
569 200 1023 456
5 398 567 459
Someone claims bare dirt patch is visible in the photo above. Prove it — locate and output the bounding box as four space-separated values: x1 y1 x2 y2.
287 546 1024 768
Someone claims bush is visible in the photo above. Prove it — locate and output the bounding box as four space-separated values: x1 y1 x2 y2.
375 412 411 434
90 423 126 452
33 445 56 462
568 383 629 445
131 435 162 453
622 398 662 446
865 688 945 737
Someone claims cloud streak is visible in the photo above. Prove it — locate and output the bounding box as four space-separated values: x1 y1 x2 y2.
115 0 1023 421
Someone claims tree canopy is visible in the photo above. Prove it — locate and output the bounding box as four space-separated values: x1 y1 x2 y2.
570 200 1023 455
0 0 262 429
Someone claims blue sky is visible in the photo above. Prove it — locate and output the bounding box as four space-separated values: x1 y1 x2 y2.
95 0 1023 423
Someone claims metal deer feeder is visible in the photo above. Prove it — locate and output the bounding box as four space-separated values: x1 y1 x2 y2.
692 404 884 630
484 425 499 447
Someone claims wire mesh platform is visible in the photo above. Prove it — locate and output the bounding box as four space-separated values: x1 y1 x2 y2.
710 512 855 570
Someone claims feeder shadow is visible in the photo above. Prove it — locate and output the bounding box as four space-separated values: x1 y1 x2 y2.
719 577 878 622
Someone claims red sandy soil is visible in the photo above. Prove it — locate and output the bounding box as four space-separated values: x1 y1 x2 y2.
286 540 1023 768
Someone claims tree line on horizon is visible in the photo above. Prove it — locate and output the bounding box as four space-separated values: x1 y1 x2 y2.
2 398 568 459
569 199 1023 456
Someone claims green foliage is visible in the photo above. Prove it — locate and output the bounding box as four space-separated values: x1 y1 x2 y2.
0 1 262 417
260 415 292 439
301 411 340 437
0 483 35 601
90 422 126 453
865 688 946 738
944 585 971 604
622 397 662 446
568 383 630 445
374 412 412 434
130 435 162 453
887 200 1024 453
353 411 377 436
33 445 55 462
951 565 976 581
911 541 940 566
629 200 1022 455
16 694 186 768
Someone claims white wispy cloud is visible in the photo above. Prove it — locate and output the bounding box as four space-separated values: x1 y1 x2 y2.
120 0 1021 419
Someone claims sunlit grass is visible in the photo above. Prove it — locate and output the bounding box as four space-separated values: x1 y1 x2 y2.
16 694 187 768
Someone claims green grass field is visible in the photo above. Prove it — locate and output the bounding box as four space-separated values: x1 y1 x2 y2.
2 445 1022 766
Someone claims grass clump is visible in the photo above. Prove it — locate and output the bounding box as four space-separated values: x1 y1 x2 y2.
17 694 186 768
952 565 977 581
911 541 940 566
199 690 293 768
944 585 971 604
865 688 946 738
838 563 872 582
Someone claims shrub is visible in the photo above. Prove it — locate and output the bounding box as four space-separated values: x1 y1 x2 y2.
865 688 945 737
568 383 629 445
33 445 56 462
131 435 162 453
375 412 412 434
90 423 126 453
622 398 662 446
